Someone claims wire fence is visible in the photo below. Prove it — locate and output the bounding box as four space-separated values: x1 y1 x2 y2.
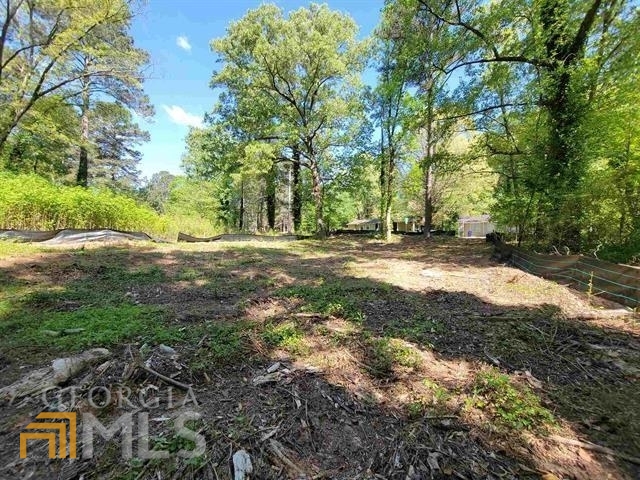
491 237 640 308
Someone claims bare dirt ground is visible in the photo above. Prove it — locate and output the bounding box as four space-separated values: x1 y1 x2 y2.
0 236 638 479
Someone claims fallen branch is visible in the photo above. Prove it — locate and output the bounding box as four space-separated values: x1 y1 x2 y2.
548 435 640 465
293 312 329 319
141 365 191 390
267 439 307 477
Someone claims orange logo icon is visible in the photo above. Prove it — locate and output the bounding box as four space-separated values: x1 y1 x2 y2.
20 412 77 459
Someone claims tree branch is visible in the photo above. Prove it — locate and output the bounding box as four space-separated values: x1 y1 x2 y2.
439 102 530 121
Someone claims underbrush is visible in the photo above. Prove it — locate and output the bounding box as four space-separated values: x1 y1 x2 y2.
0 172 168 236
162 212 221 239
468 369 555 432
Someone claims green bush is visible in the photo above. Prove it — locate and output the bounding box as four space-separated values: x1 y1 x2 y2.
0 173 168 235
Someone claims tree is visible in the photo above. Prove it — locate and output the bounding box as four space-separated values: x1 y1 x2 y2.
89 101 148 191
142 171 175 214
382 0 468 237
576 31 640 260
72 6 152 186
372 3 417 241
210 3 369 236
0 0 145 154
416 0 639 248
182 123 247 230
0 94 79 177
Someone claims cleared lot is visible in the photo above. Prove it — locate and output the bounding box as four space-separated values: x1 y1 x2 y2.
0 237 638 479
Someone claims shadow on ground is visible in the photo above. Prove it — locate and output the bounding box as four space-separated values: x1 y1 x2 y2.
0 238 638 479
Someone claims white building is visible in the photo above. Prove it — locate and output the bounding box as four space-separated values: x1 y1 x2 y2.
458 215 495 238
345 218 381 231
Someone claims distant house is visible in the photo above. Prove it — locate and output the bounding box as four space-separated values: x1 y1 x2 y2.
345 218 380 231
458 214 495 238
394 217 421 233
345 217 424 233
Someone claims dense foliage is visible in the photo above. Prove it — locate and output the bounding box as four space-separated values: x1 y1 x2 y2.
0 0 151 188
398 0 638 259
0 173 166 233
1 1 638 261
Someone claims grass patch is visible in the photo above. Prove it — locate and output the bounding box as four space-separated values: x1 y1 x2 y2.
0 241 42 259
364 337 422 377
385 314 442 343
0 302 171 352
261 321 308 354
101 264 167 286
189 321 252 371
37 305 165 350
16 262 169 312
175 267 204 281
275 280 370 323
206 322 248 363
468 369 555 431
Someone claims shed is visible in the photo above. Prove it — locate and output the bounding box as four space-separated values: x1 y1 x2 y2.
458 215 495 238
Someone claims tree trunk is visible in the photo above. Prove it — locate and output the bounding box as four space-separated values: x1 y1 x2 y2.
380 172 393 241
257 185 264 232
423 161 434 237
380 133 394 242
383 204 392 241
266 164 277 230
238 179 244 231
310 161 325 238
292 149 302 233
76 76 90 187
422 87 435 238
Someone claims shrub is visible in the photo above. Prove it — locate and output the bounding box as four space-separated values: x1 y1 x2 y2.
0 173 168 236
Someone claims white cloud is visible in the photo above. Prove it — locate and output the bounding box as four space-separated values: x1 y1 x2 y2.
162 105 203 128
176 36 191 52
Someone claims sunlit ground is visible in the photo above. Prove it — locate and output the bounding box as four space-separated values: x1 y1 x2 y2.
0 236 638 479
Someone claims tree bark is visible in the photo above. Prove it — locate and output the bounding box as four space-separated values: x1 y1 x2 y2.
422 85 435 238
266 164 277 230
310 161 325 238
380 133 394 242
423 161 434 236
76 76 90 187
292 149 302 233
238 179 244 231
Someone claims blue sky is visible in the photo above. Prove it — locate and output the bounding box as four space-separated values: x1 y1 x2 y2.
130 1 385 179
